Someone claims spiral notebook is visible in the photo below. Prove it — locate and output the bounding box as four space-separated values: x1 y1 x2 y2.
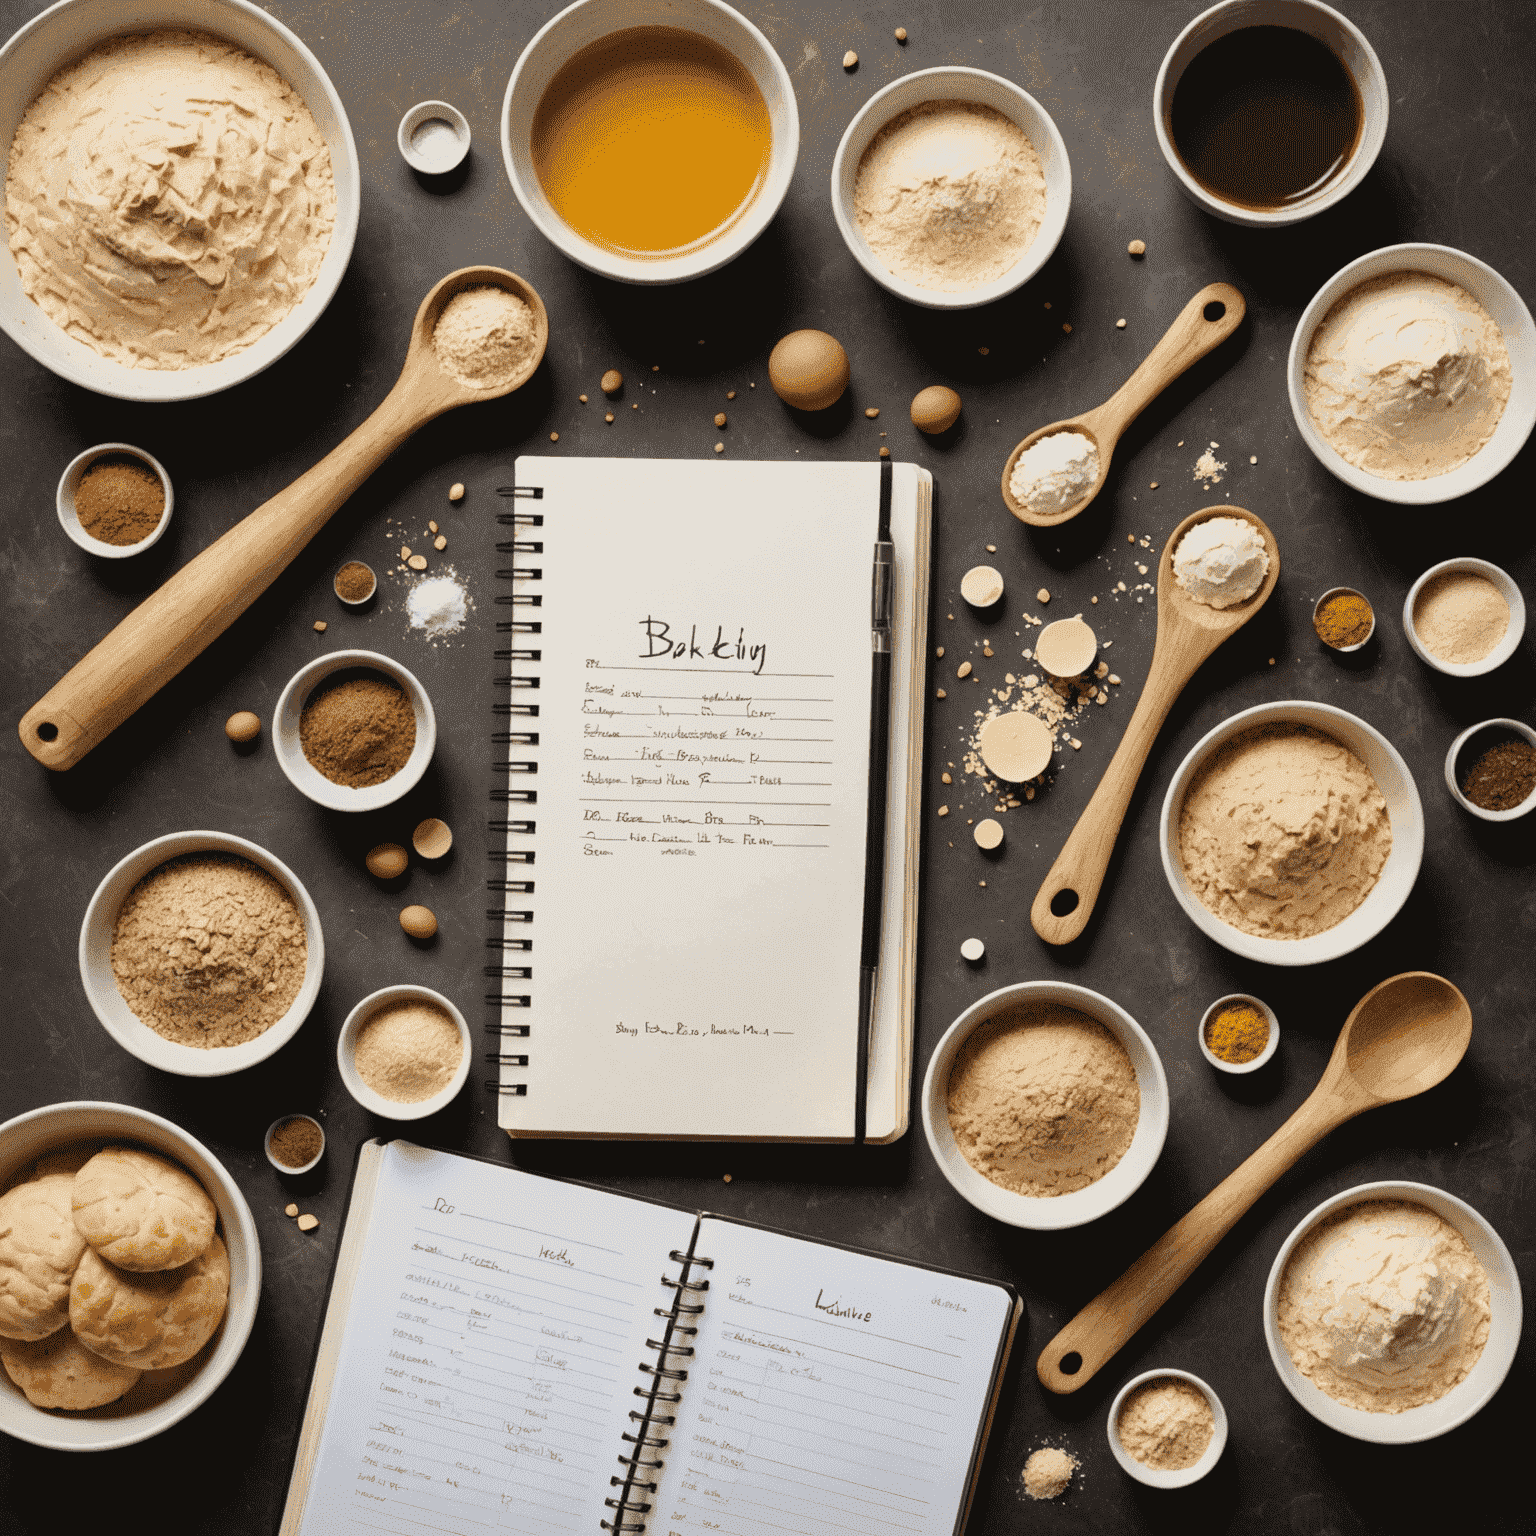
490 457 932 1142
279 1141 1022 1536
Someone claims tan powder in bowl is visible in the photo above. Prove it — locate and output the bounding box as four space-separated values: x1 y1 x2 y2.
354 1000 463 1103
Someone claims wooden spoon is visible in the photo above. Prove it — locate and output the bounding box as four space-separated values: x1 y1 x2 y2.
1030 505 1278 945
1001 283 1245 527
19 266 548 772
1037 971 1473 1395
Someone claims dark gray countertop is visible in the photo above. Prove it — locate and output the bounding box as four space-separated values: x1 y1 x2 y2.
1 1 1532 1531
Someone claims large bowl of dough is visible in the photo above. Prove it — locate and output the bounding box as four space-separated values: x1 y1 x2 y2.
0 1100 260 1451
0 0 360 401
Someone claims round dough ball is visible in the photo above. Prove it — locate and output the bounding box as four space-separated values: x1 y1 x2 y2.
72 1148 216 1272
0 1172 88 1341
70 1234 229 1371
768 330 849 412
1 1326 141 1410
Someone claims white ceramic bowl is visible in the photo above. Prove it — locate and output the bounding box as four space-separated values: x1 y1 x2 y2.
263 1113 325 1175
56 443 173 558
0 0 359 402
337 985 473 1121
922 981 1169 1231
0 1100 261 1451
502 0 799 285
1264 1181 1522 1443
398 100 470 176
1312 586 1375 652
78 830 324 1077
831 67 1071 311
1153 0 1387 227
1402 557 1526 677
274 649 436 812
1444 718 1536 823
1160 700 1424 967
1197 993 1280 1075
1287 245 1536 503
1107 1369 1229 1488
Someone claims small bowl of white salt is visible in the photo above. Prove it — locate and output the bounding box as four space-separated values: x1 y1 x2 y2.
831 67 1071 311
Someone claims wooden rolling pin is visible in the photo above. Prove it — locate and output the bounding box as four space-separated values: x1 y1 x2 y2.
19 267 547 772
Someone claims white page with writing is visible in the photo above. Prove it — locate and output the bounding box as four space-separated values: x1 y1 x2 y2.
647 1218 1015 1536
502 458 880 1138
294 1143 698 1536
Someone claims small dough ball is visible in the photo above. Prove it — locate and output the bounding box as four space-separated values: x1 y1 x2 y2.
911 386 962 434
224 711 260 744
366 842 409 880
71 1148 216 1273
601 369 624 395
977 711 1054 783
400 905 438 940
70 1234 230 1371
960 565 1004 608
0 1328 141 1410
0 1173 87 1341
768 331 849 412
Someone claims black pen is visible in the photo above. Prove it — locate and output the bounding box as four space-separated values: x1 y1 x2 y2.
855 459 895 1144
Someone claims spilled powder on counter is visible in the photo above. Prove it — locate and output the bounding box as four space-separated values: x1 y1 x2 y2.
1116 1378 1214 1469
1178 724 1391 939
1277 1199 1490 1413
946 1001 1139 1197
853 101 1045 292
433 285 539 390
1193 445 1226 484
406 570 471 639
1412 571 1509 664
1022 1446 1078 1500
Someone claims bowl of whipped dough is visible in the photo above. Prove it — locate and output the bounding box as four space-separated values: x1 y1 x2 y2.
0 0 360 401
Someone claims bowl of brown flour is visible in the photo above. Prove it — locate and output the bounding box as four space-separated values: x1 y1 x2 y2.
78 831 324 1077
921 982 1168 1231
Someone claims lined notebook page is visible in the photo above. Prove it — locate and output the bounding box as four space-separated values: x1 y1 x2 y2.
650 1218 1015 1536
290 1144 696 1536
503 458 881 1138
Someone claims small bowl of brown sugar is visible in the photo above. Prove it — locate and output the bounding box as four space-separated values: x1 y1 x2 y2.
56 444 172 558
274 650 436 812
1445 718 1536 823
337 986 471 1120
264 1114 326 1175
333 560 378 607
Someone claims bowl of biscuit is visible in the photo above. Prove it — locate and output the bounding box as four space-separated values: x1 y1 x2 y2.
0 1100 259 1450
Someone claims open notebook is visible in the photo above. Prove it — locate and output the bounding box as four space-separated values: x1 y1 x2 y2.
280 1142 1021 1536
491 458 932 1141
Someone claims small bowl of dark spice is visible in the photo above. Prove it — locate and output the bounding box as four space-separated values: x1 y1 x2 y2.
1313 586 1375 651
264 1114 326 1175
334 559 378 608
56 443 172 558
337 985 471 1120
274 649 436 812
1445 718 1536 823
1198 993 1279 1074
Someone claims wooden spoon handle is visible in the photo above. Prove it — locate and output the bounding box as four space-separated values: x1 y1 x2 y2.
1090 283 1246 444
1037 1092 1352 1394
19 380 428 771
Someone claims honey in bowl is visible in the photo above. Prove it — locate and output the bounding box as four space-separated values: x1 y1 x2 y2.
530 26 770 258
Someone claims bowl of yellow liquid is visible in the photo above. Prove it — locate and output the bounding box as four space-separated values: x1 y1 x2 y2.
502 0 799 284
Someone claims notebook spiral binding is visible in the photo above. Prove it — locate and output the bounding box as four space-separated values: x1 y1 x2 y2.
487 485 543 1103
600 1247 714 1533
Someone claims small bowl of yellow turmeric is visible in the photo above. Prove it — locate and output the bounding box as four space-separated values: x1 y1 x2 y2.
1198 994 1278 1075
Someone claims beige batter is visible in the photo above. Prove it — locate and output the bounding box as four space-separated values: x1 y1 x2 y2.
1277 1199 1490 1413
6 30 335 369
946 1001 1139 1197
1178 724 1391 939
1304 272 1511 480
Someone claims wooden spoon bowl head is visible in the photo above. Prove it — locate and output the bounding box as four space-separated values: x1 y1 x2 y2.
1156 504 1281 647
1001 418 1109 527
1330 972 1473 1106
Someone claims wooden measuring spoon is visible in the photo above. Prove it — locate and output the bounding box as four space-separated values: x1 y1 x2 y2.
1031 505 1278 945
19 266 548 772
1001 283 1245 527
1037 972 1473 1395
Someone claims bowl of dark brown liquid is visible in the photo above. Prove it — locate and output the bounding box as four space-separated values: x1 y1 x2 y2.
1154 0 1388 226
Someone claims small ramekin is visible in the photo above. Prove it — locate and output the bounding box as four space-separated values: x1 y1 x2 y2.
274 649 436 812
1444 718 1536 823
831 67 1071 311
398 100 471 175
333 560 378 608
56 443 173 558
1153 0 1387 228
1197 994 1279 1075
1312 585 1374 652
264 1113 326 1175
337 985 472 1121
1402 558 1525 677
1107 1369 1228 1488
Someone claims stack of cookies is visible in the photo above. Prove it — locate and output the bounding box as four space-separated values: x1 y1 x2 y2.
0 1146 229 1411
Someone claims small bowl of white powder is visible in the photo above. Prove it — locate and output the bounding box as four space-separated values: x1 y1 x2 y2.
1263 1182 1521 1443
1106 1369 1227 1488
1402 557 1525 678
1287 244 1536 504
832 67 1071 310
338 985 472 1121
